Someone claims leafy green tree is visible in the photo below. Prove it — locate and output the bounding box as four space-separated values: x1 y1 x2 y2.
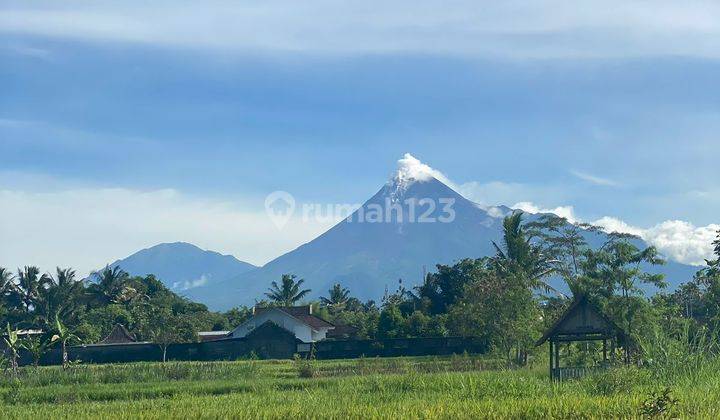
405 310 430 337
447 269 539 364
592 239 666 298
526 214 600 297
265 274 311 306
223 306 253 329
378 305 405 338
79 304 133 343
142 307 196 362
417 258 490 315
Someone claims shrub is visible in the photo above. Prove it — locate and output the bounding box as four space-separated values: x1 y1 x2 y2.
640 387 679 418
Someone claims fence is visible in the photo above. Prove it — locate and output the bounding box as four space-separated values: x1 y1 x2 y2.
551 366 606 381
10 335 489 366
311 336 489 359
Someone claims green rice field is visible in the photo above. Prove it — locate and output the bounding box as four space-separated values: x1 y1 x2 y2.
1 355 718 419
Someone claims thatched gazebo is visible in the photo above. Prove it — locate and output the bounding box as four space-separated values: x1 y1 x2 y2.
536 296 625 380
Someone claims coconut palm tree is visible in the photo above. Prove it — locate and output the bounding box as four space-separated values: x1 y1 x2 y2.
491 212 557 294
0 267 14 294
0 268 14 314
87 266 136 305
320 283 350 310
14 266 51 313
38 267 84 326
265 274 311 306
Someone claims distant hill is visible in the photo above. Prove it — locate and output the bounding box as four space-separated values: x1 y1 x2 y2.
108 242 257 305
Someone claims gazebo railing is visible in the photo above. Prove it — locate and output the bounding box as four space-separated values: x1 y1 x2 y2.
552 365 606 381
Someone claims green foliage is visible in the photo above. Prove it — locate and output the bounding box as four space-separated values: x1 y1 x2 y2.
20 336 51 367
417 258 489 314
51 317 80 369
447 268 540 364
640 387 679 419
3 323 21 376
378 305 405 339
293 346 316 378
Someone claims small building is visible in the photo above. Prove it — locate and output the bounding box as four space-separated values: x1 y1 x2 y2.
229 305 334 343
197 331 230 342
536 295 625 380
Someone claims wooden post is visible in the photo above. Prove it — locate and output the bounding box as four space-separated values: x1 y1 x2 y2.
549 341 554 379
554 340 560 369
602 339 607 362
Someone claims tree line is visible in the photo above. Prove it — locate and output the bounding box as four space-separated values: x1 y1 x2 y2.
2 212 719 366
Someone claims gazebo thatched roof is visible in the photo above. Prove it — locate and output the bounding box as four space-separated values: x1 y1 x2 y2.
98 324 137 345
536 295 625 346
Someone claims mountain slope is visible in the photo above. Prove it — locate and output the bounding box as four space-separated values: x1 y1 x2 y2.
109 242 257 304
211 162 698 310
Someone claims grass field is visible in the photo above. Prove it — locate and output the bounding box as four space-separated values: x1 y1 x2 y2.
1 354 718 419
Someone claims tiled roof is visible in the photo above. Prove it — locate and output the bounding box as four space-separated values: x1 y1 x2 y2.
254 305 334 330
295 314 334 329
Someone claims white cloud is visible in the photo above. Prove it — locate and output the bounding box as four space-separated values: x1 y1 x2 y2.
570 170 618 187
511 201 579 224
486 206 509 219
458 181 569 209
642 221 719 266
595 217 719 265
394 153 454 186
4 44 51 59
591 216 644 237
0 187 335 277
173 274 209 291
1 1 720 59
522 210 719 266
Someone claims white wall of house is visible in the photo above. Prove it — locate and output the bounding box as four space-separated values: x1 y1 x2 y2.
231 309 314 342
311 328 330 341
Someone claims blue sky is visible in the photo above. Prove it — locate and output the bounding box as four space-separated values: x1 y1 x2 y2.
1 1 719 275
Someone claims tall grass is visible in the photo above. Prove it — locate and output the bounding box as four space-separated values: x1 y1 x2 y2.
637 324 720 383
1 353 720 418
